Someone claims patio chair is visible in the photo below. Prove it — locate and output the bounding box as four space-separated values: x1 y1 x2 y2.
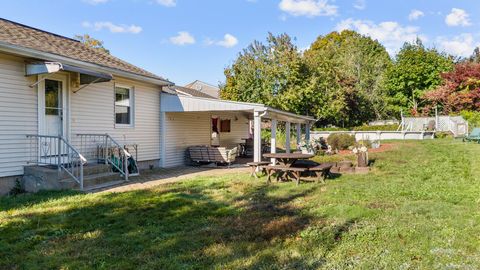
463 128 480 142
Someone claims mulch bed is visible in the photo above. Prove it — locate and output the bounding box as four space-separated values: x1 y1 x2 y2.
337 143 395 155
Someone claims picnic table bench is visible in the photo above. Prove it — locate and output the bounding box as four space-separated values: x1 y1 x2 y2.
263 165 307 185
262 163 333 185
246 161 270 178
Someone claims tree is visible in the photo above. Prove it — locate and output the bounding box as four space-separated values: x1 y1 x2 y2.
423 62 480 114
221 33 310 115
384 39 454 115
304 30 392 126
74 34 110 54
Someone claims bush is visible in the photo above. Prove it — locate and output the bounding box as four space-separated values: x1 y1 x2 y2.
460 110 480 130
327 133 356 150
313 127 349 131
8 178 25 196
435 131 453 139
352 124 399 131
356 140 372 148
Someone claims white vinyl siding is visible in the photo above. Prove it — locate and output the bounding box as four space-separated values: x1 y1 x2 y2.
0 53 38 177
163 111 250 167
70 78 161 162
0 51 163 178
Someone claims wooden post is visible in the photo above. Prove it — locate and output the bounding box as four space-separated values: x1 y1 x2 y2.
270 119 277 165
296 123 301 145
306 122 311 141
285 122 291 153
253 111 262 162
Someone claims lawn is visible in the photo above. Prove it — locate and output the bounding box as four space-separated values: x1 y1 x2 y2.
1 139 480 269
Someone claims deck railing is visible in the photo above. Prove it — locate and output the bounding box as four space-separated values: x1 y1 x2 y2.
26 135 86 190
76 134 136 181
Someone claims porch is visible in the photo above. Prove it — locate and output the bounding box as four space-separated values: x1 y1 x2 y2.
160 93 316 167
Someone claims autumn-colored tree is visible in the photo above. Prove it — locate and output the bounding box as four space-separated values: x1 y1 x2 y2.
74 34 110 54
423 62 480 114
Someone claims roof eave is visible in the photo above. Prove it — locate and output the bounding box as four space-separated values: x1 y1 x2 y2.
0 41 173 87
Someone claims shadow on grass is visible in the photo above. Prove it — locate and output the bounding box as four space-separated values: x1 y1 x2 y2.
0 190 81 212
0 181 350 269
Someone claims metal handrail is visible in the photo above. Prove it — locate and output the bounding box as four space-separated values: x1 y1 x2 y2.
26 134 86 190
76 133 134 181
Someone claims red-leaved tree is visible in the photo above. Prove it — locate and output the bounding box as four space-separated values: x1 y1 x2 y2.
423 62 480 114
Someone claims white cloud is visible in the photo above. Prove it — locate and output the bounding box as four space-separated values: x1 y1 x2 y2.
82 21 142 34
156 0 176 7
205 34 239 48
445 8 471 26
335 18 425 54
216 34 239 48
408 9 424 21
169 31 195 45
83 0 108 4
437 34 479 57
279 0 337 17
353 0 366 10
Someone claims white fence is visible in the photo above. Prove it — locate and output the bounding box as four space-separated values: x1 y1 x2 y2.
401 116 468 137
311 131 435 141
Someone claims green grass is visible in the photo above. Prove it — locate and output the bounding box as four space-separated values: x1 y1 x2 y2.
2 139 480 269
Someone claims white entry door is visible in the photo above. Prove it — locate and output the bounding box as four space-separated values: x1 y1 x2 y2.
40 77 67 136
44 79 64 136
38 75 68 162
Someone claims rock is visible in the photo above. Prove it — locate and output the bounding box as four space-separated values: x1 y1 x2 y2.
337 161 353 168
355 167 370 174
340 167 355 173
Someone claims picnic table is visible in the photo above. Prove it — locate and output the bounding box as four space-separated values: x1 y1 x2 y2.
263 153 314 167
262 153 332 185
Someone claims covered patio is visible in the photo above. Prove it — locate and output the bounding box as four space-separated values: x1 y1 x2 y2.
160 93 316 167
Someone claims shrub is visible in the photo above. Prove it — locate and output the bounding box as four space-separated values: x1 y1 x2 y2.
356 140 372 148
327 133 356 150
8 178 25 196
313 127 349 131
352 124 399 131
435 131 453 139
460 110 480 130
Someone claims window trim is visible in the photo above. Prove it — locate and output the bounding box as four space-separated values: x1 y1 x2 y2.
114 83 135 128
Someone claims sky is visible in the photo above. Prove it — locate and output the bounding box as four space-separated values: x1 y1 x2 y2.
1 0 479 86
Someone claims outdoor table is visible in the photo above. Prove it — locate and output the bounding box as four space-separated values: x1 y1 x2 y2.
262 153 315 183
263 153 314 167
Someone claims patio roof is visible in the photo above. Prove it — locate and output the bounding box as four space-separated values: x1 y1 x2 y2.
160 93 315 124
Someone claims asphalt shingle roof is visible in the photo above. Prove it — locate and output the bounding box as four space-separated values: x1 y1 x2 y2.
167 85 216 99
0 18 166 82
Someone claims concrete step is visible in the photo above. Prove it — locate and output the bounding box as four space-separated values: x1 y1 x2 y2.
60 172 123 189
81 180 126 192
82 163 112 176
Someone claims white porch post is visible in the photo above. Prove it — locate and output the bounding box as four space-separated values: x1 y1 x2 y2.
306 122 311 142
285 122 291 153
296 123 301 145
270 119 277 165
253 110 262 162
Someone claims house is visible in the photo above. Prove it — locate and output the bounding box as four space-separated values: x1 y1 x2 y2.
184 80 220 98
0 18 314 194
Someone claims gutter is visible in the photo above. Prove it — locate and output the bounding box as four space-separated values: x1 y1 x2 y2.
0 41 174 87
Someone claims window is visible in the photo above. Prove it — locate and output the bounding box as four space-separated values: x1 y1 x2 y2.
220 119 231 133
115 86 133 126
